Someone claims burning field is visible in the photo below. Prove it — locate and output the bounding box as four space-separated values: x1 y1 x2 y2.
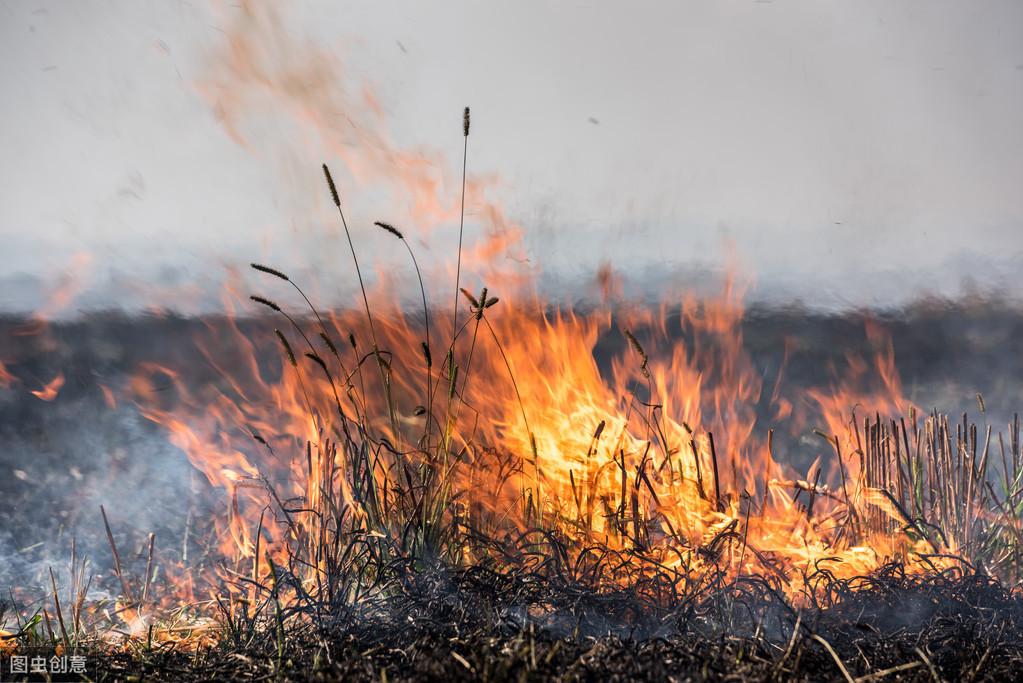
2 148 1023 680
4 3 1023 681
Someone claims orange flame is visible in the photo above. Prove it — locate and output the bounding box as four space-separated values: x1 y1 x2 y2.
0 362 15 389
31 372 65 401
129 265 925 606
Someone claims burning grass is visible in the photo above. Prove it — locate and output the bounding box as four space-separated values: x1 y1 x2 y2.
3 117 1023 680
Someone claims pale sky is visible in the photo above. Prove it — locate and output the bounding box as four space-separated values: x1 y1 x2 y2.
1 1 1021 314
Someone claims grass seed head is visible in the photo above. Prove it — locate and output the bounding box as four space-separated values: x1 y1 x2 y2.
624 329 650 378
304 352 328 373
250 295 282 313
275 329 297 367
322 163 341 207
251 263 290 281
475 287 488 319
319 332 339 356
374 221 404 239
460 288 480 309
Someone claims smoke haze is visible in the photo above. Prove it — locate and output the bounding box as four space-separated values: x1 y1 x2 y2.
1 1 1021 314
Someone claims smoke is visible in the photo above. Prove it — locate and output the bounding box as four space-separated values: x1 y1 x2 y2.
2 1 1021 316
0 315 214 599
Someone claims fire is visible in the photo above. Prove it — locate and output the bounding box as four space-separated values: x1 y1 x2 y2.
0 630 16 655
31 372 65 402
112 1 954 618
0 361 15 389
18 4 991 646
128 249 934 617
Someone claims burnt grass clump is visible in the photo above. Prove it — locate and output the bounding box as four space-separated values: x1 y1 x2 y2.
85 563 1022 681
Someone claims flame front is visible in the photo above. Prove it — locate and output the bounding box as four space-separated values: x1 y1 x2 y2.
129 262 942 626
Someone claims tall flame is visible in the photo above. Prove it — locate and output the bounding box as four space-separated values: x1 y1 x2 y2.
130 264 926 608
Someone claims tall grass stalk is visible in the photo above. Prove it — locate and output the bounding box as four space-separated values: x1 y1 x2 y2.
451 107 470 348
322 164 399 442
374 222 434 447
